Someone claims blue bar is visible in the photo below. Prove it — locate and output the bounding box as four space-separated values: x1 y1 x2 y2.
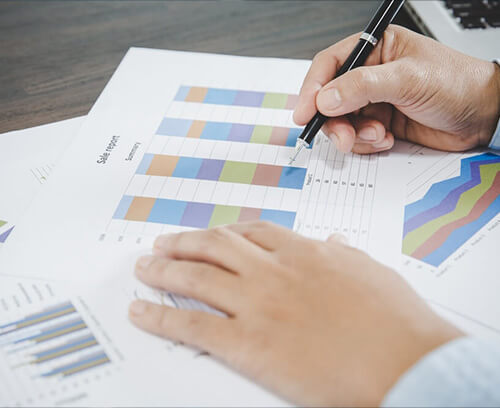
204 88 237 105
113 196 134 220
201 122 232 141
41 352 109 377
260 209 296 229
135 153 154 175
157 118 192 136
0 302 74 331
33 335 96 359
174 86 190 101
147 199 187 225
172 157 203 179
286 128 301 147
278 167 307 190
14 319 85 344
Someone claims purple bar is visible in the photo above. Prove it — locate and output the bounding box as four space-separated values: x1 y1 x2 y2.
180 202 214 228
228 124 253 142
233 91 264 107
197 159 225 181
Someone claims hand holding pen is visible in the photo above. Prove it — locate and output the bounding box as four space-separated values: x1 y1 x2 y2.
290 0 405 163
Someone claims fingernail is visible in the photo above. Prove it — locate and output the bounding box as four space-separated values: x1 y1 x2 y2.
329 132 340 149
129 300 147 316
154 234 173 251
321 87 342 111
329 233 349 245
358 127 377 141
372 139 392 149
136 255 154 272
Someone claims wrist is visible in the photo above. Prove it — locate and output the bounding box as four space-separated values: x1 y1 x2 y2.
480 61 500 147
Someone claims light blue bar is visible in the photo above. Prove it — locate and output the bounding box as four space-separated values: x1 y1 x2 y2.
201 122 232 141
34 335 96 359
0 302 74 332
286 128 301 147
157 118 192 136
278 167 307 189
147 199 187 225
41 352 108 377
136 153 154 175
174 86 190 101
260 209 296 229
172 157 203 179
113 196 134 219
204 88 238 105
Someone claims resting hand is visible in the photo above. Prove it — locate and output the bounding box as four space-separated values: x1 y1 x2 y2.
294 25 500 154
129 222 461 406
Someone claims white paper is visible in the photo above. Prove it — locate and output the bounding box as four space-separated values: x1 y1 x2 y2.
0 48 409 405
397 142 500 335
0 118 84 248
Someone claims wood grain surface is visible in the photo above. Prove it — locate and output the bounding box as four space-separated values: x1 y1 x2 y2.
0 1 419 133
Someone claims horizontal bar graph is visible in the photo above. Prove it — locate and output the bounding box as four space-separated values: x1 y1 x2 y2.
136 154 306 190
114 196 296 229
174 86 299 110
0 300 111 381
403 153 500 267
156 118 306 148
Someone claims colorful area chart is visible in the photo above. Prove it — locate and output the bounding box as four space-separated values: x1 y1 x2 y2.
403 153 500 267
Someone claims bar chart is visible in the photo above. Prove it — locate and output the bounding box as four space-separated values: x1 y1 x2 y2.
0 298 114 406
174 85 299 109
114 196 296 229
156 118 304 147
136 154 306 189
106 83 308 238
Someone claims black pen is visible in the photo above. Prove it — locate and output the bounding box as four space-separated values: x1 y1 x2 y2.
289 0 406 164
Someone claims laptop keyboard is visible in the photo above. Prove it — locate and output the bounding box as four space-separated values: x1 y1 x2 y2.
444 0 500 28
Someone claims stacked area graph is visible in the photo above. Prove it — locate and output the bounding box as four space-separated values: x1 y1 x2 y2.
403 153 500 267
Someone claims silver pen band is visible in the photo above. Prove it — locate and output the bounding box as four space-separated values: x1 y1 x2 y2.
360 32 378 46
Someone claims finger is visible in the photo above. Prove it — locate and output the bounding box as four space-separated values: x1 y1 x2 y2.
129 300 237 356
293 32 361 126
360 103 393 130
135 255 243 314
351 132 395 154
316 61 410 118
327 233 349 246
153 227 271 275
225 221 301 252
351 116 386 144
294 26 405 126
321 117 356 153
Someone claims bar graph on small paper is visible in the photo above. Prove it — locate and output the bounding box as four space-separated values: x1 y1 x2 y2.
0 297 115 405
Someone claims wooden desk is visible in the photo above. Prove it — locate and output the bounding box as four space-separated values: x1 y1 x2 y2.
0 1 419 133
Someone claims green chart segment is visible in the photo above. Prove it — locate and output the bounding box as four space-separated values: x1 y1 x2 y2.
402 153 500 267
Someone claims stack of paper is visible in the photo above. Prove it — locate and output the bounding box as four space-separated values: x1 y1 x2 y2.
0 48 498 406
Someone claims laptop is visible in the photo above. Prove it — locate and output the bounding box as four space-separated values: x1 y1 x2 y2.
406 0 499 61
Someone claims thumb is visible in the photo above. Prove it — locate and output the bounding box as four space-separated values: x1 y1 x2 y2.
316 61 407 117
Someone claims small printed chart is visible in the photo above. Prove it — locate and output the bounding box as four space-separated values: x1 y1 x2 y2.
403 152 500 268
